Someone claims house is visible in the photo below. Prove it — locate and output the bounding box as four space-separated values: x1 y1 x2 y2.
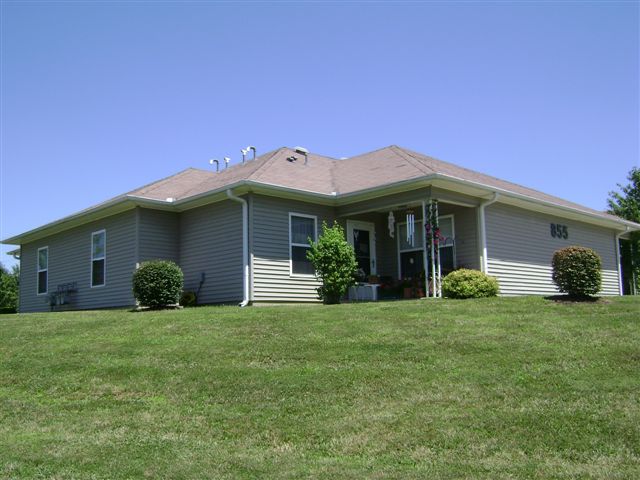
3 145 639 312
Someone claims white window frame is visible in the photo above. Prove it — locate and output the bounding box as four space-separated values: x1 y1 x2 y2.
396 215 456 279
289 212 317 277
437 214 456 271
36 246 48 295
397 219 424 280
91 229 106 288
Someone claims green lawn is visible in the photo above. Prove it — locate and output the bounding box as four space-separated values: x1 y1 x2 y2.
1 297 639 479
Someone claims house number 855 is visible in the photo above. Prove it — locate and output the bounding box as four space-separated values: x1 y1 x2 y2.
550 223 568 239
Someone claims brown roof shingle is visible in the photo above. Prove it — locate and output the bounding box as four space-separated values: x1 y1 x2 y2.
123 144 621 222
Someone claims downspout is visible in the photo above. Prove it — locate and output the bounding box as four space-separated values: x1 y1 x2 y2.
226 189 250 307
615 227 630 296
478 192 500 274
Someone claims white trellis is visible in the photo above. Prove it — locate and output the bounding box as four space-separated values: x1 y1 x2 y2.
425 199 442 298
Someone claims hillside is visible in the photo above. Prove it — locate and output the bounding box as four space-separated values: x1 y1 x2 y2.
1 297 639 479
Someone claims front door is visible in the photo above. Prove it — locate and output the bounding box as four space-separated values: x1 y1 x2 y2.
347 221 376 277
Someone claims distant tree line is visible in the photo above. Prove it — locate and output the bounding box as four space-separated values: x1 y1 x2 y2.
0 263 19 313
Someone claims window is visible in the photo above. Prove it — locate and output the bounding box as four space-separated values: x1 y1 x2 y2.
436 216 455 274
398 220 424 280
289 213 317 275
37 247 48 295
397 215 456 278
91 230 106 287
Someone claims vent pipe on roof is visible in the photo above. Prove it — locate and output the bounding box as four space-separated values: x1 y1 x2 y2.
224 157 231 169
209 159 219 172
241 146 257 162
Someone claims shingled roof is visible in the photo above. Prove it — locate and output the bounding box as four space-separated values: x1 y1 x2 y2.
4 145 637 245
124 145 620 222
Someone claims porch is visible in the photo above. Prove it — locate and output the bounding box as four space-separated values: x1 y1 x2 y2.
338 193 480 300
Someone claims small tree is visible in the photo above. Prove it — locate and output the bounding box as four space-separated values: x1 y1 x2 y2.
307 222 358 304
607 167 640 294
552 246 602 298
0 263 19 314
132 260 184 308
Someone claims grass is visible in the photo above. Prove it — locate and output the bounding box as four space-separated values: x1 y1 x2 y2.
1 296 639 479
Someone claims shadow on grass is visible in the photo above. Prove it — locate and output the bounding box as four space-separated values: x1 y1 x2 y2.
544 294 606 303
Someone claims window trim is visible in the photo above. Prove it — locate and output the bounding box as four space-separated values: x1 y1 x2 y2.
288 212 317 277
396 215 456 279
90 229 106 288
437 214 456 271
36 246 48 295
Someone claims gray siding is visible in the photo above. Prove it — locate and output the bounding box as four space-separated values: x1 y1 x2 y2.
485 203 620 296
19 210 137 312
138 208 179 263
251 194 335 302
179 200 243 304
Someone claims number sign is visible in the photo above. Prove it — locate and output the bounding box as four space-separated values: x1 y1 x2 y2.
550 223 568 239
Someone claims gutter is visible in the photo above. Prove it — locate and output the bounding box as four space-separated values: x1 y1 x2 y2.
226 189 250 307
615 227 630 296
478 192 500 274
5 172 640 246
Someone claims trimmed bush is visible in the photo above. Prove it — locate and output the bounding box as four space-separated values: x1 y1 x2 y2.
132 260 184 308
442 269 499 299
552 246 602 298
307 221 358 304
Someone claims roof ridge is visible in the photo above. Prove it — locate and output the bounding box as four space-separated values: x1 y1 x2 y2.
389 145 436 175
397 145 564 199
246 147 288 183
127 167 211 197
344 144 397 160
396 145 611 215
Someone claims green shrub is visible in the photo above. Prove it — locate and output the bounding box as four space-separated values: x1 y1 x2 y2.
552 246 602 298
132 260 184 308
442 269 499 299
307 221 358 304
180 291 197 307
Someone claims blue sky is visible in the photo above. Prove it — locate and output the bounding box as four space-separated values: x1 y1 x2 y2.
1 1 638 268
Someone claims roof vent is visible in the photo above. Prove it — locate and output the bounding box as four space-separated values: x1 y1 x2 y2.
241 146 257 162
287 156 297 162
224 157 231 169
294 146 309 165
209 159 219 172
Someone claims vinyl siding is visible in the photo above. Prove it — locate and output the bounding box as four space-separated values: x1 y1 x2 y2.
138 208 179 263
251 194 335 302
485 203 620 296
179 200 243 304
19 210 137 312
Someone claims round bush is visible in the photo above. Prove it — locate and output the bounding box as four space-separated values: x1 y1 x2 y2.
552 246 601 298
132 260 184 308
442 269 499 299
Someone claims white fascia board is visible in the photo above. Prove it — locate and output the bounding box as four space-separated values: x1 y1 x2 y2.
429 174 640 232
6 173 639 246
1 195 174 245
